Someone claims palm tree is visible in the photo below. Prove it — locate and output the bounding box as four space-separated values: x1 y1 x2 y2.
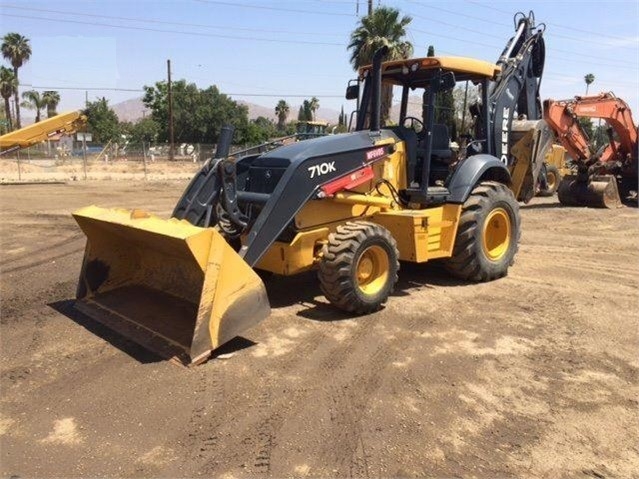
584 73 595 95
0 66 17 131
42 91 61 118
275 99 290 130
348 6 413 122
21 90 46 123
309 96 320 121
1 33 32 129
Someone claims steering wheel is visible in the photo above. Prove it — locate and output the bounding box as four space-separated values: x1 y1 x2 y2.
403 116 424 134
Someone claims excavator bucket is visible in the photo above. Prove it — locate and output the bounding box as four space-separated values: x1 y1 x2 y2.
72 206 270 365
557 174 621 208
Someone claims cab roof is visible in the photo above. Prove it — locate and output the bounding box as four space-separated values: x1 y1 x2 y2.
360 56 501 85
296 120 329 126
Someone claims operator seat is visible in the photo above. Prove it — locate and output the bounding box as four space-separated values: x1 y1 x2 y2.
413 123 452 186
430 124 452 161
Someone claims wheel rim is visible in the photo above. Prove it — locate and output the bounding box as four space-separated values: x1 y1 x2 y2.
482 208 511 261
547 170 557 190
355 245 389 295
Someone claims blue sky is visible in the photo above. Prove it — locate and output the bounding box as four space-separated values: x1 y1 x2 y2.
1 0 638 121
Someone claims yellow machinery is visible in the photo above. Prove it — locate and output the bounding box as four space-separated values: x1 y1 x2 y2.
296 120 330 140
0 111 86 156
537 144 570 197
73 13 549 365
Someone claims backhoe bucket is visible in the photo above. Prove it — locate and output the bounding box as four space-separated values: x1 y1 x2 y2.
72 206 270 365
557 174 621 208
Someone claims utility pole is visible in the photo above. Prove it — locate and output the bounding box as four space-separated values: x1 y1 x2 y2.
368 0 373 15
167 59 175 161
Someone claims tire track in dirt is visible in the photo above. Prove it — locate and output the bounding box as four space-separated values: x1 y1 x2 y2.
306 312 426 477
185 316 386 476
1 247 85 274
0 233 84 267
169 325 327 476
174 366 228 474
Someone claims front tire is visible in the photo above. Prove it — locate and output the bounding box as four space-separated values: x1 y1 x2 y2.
318 221 399 314
538 164 561 196
445 181 520 281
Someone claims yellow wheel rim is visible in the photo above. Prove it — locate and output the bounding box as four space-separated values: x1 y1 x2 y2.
482 208 511 261
356 245 389 295
547 170 557 190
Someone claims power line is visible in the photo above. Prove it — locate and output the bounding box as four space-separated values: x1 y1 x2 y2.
463 0 637 42
404 8 638 66
1 4 347 38
407 27 638 70
404 0 638 50
5 5 635 69
192 0 355 17
18 84 344 98
19 84 144 92
1 13 346 47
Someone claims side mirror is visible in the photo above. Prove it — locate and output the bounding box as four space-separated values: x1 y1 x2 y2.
431 71 456 93
345 84 359 100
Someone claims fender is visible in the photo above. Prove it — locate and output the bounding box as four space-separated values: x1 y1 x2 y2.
447 154 511 203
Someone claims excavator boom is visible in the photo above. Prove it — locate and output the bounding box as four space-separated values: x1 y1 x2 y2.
544 92 638 207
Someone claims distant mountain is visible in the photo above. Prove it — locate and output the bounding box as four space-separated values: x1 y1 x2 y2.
112 97 149 122
111 97 341 124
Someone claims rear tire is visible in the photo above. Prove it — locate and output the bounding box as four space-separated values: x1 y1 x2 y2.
318 221 399 314
538 164 561 196
445 181 520 281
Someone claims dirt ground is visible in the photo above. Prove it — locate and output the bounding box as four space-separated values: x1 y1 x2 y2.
1 180 637 479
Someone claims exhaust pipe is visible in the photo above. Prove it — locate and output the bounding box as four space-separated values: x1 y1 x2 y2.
215 125 235 159
370 46 389 131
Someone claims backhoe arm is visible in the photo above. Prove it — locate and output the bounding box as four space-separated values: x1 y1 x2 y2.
489 11 546 163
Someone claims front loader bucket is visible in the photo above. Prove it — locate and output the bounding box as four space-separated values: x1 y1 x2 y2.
557 174 621 208
72 206 270 365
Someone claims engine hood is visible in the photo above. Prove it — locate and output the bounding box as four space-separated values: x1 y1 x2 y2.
255 130 397 166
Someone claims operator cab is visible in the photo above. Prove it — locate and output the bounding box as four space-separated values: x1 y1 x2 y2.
296 120 329 140
351 56 500 204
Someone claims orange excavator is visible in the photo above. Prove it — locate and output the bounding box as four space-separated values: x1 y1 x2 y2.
543 92 638 207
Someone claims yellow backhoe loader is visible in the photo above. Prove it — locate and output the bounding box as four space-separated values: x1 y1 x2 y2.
72 12 550 365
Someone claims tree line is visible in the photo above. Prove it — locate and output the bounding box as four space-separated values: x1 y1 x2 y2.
84 82 328 146
1 33 61 133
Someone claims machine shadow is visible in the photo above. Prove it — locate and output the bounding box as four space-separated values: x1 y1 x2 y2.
264 260 468 322
49 299 165 364
519 201 564 210
521 199 637 210
49 299 259 365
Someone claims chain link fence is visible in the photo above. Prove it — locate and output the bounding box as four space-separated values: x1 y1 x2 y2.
0 141 224 182
0 133 306 183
